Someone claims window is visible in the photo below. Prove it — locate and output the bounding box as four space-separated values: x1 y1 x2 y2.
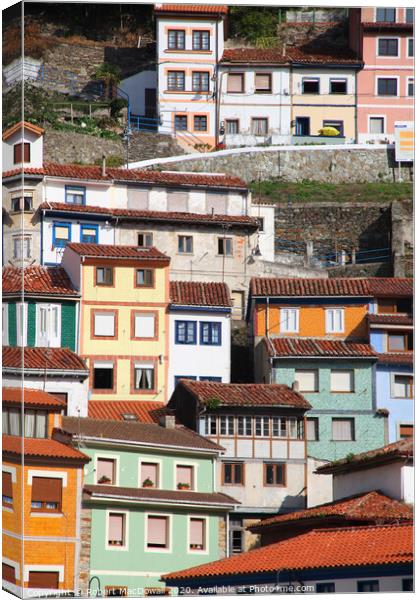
136 269 154 287
306 417 319 441
237 416 252 436
194 115 208 131
97 458 116 484
174 115 188 130
223 463 244 485
28 571 59 589
178 235 193 254
147 515 169 548
2 563 16 584
141 462 159 488
377 78 398 96
96 267 113 286
24 410 47 438
295 116 310 136
332 418 355 441
376 8 395 22
378 38 399 56
218 237 233 256
199 376 222 382
167 71 185 91
251 118 268 136
255 73 272 93
330 78 347 94
281 308 299 333
316 583 335 593
325 308 344 333
206 191 228 214
52 223 71 248
377 298 412 314
31 476 62 512
331 369 354 392
402 578 413 591
406 9 414 23
392 374 413 398
220 416 234 436
16 301 27 346
272 417 287 438
13 235 31 259
138 232 153 247
167 190 188 211
192 72 210 92
227 73 244 93
80 224 98 244
108 512 126 547
2 303 8 346
193 30 210 51
399 424 413 439
357 581 379 593
134 363 155 390
11 195 33 212
168 29 185 50
36 304 60 347
369 117 385 134
200 322 221 345
94 312 115 337
256 217 264 232
323 120 344 136
230 521 244 554
255 416 270 437
2 472 13 506
206 415 217 435
175 321 196 344
93 362 114 390
289 417 305 440
13 142 30 164
264 463 286 486
388 332 412 351
2 408 21 436
133 312 156 339
189 518 206 551
295 369 318 392
226 119 239 134
408 77 414 97
302 78 320 94
65 186 85 205
176 465 193 489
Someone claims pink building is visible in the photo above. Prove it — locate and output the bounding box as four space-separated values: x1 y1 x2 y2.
349 7 414 143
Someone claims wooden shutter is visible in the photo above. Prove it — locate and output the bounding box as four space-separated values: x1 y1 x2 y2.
2 563 16 584
31 477 62 503
28 571 59 589
2 472 13 498
13 144 22 163
227 74 243 93
190 518 205 548
23 143 30 162
148 516 168 546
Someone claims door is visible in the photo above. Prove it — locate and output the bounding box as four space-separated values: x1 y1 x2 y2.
36 304 61 347
145 88 157 118
231 291 245 320
296 117 310 136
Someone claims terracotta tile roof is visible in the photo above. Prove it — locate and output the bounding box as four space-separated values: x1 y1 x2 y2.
265 338 377 359
366 278 413 298
250 277 372 297
62 417 224 453
2 266 78 296
4 162 246 189
170 281 231 307
363 22 413 32
39 202 259 229
2 121 45 141
175 381 311 409
88 400 166 424
2 346 88 373
163 523 413 582
2 434 90 462
84 484 237 507
154 4 228 15
66 243 170 261
2 387 66 408
221 48 289 65
2 167 45 179
287 45 361 65
221 46 361 65
316 438 413 475
376 352 413 366
368 313 413 326
249 491 413 532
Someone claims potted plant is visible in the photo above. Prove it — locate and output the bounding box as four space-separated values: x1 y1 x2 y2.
177 482 190 490
143 478 154 488
98 475 111 485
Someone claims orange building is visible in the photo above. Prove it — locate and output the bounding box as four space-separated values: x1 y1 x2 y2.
2 387 90 596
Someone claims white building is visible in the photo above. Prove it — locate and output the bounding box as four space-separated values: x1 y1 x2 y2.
168 281 232 396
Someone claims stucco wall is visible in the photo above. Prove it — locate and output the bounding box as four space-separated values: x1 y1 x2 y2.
332 461 404 501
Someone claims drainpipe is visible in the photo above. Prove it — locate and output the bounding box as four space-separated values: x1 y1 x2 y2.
225 511 230 557
354 67 359 144
215 16 220 146
289 63 294 138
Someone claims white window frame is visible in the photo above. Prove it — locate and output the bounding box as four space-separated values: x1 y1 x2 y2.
105 509 129 551
27 469 67 487
138 458 162 489
325 308 345 333
36 304 61 347
369 115 386 134
390 372 413 399
173 461 197 491
376 75 399 97
144 512 172 553
376 37 400 58
186 515 209 555
133 312 156 339
280 308 299 333
93 311 115 337
94 453 120 486
2 303 9 345
16 302 28 346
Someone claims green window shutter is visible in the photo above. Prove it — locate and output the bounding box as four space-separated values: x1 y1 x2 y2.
61 302 76 351
27 302 36 347
8 303 17 347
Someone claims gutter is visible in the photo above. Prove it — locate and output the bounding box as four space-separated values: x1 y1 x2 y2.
84 492 237 510
3 367 89 377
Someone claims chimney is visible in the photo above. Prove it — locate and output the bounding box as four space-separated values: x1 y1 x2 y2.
282 43 286 57
292 380 300 392
159 413 176 429
102 154 106 177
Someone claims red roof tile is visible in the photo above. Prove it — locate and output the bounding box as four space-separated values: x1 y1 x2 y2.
2 266 78 296
170 281 231 307
2 434 90 462
316 438 413 475
287 45 361 65
2 167 45 178
2 346 88 372
66 243 170 261
249 491 413 532
366 278 413 298
221 46 361 65
88 400 166 424
2 387 66 408
368 313 413 326
163 523 413 581
2 121 45 141
39 202 259 229
265 338 377 359
176 381 311 409
222 48 289 65
376 352 413 366
155 4 228 15
250 277 372 297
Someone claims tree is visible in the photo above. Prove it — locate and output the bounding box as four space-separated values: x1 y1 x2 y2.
93 63 122 99
228 7 279 45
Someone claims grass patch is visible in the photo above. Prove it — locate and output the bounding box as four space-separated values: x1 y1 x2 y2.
250 180 413 204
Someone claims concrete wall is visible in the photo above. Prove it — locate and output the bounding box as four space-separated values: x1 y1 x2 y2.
120 70 157 116
332 461 406 501
306 457 333 507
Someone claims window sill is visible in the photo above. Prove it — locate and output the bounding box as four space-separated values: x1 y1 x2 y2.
10 210 35 215
164 49 212 54
2 505 14 513
30 511 64 518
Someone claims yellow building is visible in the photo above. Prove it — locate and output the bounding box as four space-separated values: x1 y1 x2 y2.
2 387 89 596
61 243 170 403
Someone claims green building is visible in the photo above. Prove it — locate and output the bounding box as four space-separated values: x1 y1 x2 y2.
62 415 237 596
